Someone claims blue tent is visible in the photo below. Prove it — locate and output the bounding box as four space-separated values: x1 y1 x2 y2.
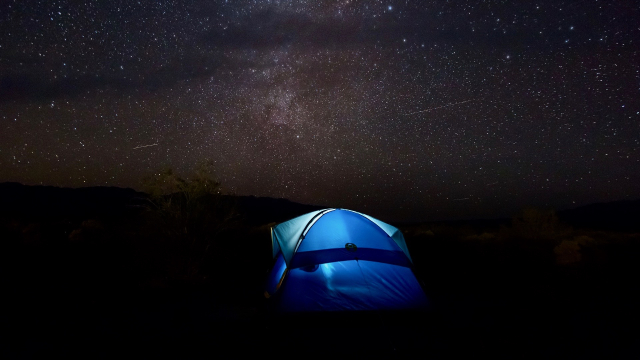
265 208 428 312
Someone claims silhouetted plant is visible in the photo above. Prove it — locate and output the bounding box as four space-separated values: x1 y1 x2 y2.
554 239 581 265
142 160 239 282
510 207 562 240
68 219 106 243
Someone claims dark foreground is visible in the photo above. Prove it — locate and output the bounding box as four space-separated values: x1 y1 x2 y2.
1 184 639 357
3 248 638 358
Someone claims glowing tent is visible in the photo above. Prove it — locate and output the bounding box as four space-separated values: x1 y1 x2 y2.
264 208 428 312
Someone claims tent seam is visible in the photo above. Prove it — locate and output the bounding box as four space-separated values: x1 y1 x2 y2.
292 208 335 255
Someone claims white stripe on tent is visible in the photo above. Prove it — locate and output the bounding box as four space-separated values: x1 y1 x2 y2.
293 208 336 254
272 208 412 266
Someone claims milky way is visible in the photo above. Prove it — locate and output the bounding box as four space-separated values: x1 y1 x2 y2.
1 1 639 221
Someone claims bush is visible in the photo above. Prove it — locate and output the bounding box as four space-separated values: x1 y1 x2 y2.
554 240 581 265
513 207 557 237
509 208 564 241
141 161 239 283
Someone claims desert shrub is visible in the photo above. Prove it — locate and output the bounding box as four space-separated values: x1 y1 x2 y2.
141 161 239 283
464 232 497 242
68 219 105 243
143 161 237 234
554 239 581 265
574 235 595 247
511 208 561 240
401 225 435 238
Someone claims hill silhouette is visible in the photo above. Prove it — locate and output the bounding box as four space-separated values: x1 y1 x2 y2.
2 182 639 230
0 182 324 224
557 199 640 232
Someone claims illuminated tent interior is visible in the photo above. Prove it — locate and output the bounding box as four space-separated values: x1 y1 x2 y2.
264 209 428 312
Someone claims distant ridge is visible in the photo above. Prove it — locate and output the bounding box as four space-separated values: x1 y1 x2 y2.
1 183 638 231
0 182 324 224
557 199 640 233
0 182 147 219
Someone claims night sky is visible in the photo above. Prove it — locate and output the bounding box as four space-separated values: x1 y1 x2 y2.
1 1 639 221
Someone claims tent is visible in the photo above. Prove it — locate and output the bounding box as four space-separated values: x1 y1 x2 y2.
264 208 428 312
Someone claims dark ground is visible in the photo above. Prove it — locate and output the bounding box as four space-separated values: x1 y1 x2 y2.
1 183 639 357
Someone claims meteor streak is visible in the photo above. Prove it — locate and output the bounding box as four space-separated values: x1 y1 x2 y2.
404 99 478 116
133 143 158 150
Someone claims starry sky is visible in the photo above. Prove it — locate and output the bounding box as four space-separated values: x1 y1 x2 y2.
1 0 639 221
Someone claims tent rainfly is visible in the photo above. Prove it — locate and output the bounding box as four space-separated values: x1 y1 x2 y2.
264 208 428 312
